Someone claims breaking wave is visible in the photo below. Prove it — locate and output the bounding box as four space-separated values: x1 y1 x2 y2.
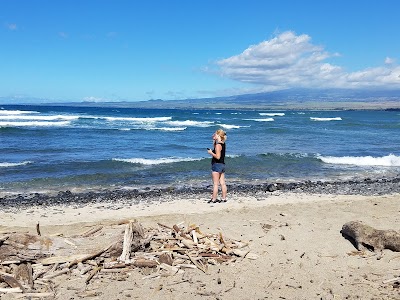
318 154 400 167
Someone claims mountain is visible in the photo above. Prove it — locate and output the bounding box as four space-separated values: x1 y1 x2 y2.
2 88 400 110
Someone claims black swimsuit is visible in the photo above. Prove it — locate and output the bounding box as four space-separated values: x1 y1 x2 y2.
212 142 226 164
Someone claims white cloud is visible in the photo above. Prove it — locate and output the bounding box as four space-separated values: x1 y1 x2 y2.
216 31 400 90
6 23 17 30
83 96 108 102
385 57 396 64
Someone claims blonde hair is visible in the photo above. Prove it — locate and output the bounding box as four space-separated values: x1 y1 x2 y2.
215 129 227 142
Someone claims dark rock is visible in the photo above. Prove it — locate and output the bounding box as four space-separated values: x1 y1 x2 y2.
266 184 277 192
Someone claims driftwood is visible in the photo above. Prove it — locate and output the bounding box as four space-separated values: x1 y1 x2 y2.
0 221 254 297
36 223 41 236
79 226 103 238
0 273 25 290
119 221 134 262
341 221 400 256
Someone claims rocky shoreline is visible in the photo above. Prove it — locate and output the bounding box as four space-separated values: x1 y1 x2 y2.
1 176 399 210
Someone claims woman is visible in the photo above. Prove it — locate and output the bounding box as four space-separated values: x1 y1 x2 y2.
207 129 227 203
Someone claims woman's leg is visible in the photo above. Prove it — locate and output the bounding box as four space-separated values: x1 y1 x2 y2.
212 171 221 200
220 172 227 200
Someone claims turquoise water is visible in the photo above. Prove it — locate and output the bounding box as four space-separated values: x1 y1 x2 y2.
1 105 399 193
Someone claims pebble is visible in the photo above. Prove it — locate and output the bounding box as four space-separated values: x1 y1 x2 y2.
0 176 399 210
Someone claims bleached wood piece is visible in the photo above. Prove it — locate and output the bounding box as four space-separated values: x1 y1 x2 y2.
42 268 69 280
176 264 197 269
383 276 400 284
119 222 134 262
157 223 174 230
67 241 116 268
100 268 130 273
80 226 103 238
14 292 54 298
39 254 89 265
80 265 92 275
32 265 52 280
187 254 208 273
85 266 101 284
233 249 250 257
0 261 21 265
0 287 23 293
132 222 145 238
192 230 198 244
181 239 195 249
133 259 158 268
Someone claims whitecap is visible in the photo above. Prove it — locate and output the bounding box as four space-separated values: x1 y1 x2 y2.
219 124 247 129
0 121 71 127
318 154 400 167
166 120 214 127
0 115 79 121
153 127 187 131
259 113 285 116
244 118 274 122
310 117 342 121
105 116 171 122
0 110 39 115
113 157 201 165
0 161 33 168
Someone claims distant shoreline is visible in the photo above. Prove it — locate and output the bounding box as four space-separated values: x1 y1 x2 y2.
2 86 400 111
2 101 400 111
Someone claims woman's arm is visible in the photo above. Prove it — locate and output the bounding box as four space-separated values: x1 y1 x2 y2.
213 143 222 160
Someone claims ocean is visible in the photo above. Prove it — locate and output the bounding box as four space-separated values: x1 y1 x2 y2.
1 104 399 194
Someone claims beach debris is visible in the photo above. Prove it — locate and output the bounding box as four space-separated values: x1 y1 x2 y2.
341 221 400 258
261 223 273 233
36 222 41 236
0 220 253 297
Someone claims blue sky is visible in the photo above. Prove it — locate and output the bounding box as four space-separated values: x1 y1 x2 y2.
1 0 400 103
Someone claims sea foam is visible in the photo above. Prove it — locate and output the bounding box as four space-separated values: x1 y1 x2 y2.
318 154 400 167
113 157 201 165
0 121 71 127
0 110 39 115
105 116 172 122
245 118 274 122
0 115 79 121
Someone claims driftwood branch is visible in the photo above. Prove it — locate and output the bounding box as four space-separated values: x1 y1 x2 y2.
0 273 25 291
79 226 103 238
67 242 116 268
341 221 400 256
85 266 101 284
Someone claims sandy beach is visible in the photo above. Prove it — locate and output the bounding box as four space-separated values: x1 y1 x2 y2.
1 190 400 299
